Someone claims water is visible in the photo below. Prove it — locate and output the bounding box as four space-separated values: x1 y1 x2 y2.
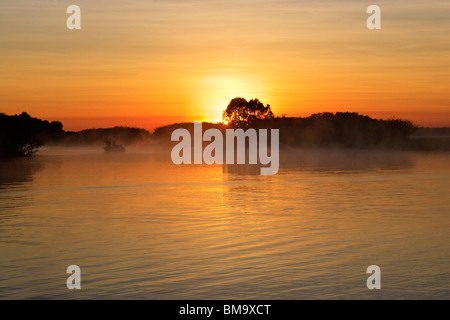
0 147 449 299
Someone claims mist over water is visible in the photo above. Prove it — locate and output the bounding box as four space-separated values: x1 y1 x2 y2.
0 146 449 299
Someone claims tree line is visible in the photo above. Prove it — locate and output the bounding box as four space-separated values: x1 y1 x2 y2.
2 97 449 157
154 97 420 150
0 112 150 157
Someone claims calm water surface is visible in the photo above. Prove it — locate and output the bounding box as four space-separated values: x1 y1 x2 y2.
0 147 449 299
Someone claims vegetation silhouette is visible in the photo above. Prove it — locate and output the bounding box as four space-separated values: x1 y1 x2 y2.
0 112 63 157
152 122 227 144
219 98 417 148
64 127 150 146
0 112 151 157
222 97 274 128
254 112 418 149
154 98 422 150
2 97 450 157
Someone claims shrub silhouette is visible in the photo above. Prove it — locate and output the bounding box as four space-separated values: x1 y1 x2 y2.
0 112 64 157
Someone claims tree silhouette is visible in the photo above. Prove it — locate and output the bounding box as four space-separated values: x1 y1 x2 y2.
0 112 63 157
222 97 274 128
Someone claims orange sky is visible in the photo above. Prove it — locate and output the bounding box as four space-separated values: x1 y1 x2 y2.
0 0 449 131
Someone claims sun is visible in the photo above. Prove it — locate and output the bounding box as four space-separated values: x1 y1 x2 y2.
196 74 267 123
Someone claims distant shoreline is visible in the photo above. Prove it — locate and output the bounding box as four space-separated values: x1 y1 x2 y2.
1 112 450 158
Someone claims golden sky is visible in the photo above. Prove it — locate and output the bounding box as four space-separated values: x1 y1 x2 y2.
0 0 449 130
